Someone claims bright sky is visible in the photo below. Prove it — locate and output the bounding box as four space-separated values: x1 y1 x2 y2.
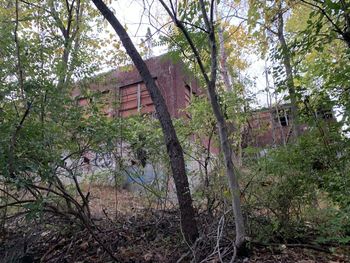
106 0 269 108
100 1 347 125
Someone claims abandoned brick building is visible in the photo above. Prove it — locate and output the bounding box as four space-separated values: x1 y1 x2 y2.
72 55 335 187
246 104 335 149
247 104 300 148
73 55 200 120
74 55 331 150
72 55 203 184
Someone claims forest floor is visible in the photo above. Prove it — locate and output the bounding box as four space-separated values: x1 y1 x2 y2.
0 186 349 263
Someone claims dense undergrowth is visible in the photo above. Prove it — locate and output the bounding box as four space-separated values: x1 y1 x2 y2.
1 0 350 261
1 207 349 262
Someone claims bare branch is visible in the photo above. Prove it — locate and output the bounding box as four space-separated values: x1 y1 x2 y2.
8 102 32 178
158 0 210 84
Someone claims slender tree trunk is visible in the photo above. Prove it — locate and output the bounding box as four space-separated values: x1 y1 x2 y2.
265 64 277 146
14 0 24 97
217 24 232 92
217 18 246 167
49 0 82 87
205 1 246 248
91 0 198 244
159 0 247 249
277 6 299 138
207 78 246 249
215 4 246 246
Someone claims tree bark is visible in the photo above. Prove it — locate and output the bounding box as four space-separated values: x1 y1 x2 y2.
277 5 299 138
206 67 246 250
217 24 232 92
49 0 82 87
216 7 244 167
201 0 247 249
91 0 198 244
158 0 246 249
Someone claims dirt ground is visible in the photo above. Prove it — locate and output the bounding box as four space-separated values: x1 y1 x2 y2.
0 186 349 263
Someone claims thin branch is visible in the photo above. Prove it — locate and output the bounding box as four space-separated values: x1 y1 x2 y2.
19 0 51 13
48 0 67 38
180 20 209 34
224 13 278 35
158 0 210 85
8 102 32 178
210 0 215 26
300 0 344 34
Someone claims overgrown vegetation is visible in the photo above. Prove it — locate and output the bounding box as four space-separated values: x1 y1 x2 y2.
0 0 349 262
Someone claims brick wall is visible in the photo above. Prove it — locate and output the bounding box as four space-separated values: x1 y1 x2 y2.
73 55 201 119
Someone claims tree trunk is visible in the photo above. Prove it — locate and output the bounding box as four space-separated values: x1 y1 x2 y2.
49 0 82 87
217 24 232 92
91 0 198 244
277 7 299 138
158 0 247 249
207 79 246 249
217 17 245 167
201 0 246 249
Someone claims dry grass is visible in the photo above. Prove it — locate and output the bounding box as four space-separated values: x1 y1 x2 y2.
83 185 146 218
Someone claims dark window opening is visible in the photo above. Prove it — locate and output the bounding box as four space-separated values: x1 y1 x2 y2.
323 112 333 119
83 156 90 164
279 115 289 126
274 110 289 126
317 109 333 120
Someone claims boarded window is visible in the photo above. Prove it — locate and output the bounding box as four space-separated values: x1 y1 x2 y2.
119 83 154 117
185 85 191 107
